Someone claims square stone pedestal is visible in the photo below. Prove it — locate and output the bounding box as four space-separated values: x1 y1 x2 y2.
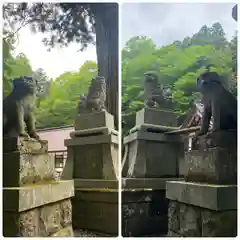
166 181 237 237
72 179 118 236
122 177 182 237
3 137 74 237
136 108 177 127
64 131 119 180
74 110 114 130
184 147 237 184
123 131 183 178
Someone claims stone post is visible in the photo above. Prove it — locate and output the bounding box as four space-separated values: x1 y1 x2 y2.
63 110 119 236
166 130 237 237
122 107 184 237
3 137 74 237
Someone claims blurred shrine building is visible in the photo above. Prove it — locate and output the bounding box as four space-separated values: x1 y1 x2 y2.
37 125 73 175
177 102 213 151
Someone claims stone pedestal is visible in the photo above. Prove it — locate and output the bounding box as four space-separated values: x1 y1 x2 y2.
122 108 184 237
72 180 118 236
136 108 177 127
123 108 182 178
3 137 74 237
124 131 183 178
63 111 119 236
166 131 237 237
166 181 237 237
122 178 182 237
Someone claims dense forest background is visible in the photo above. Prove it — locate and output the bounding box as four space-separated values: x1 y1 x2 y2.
3 22 237 133
122 22 237 136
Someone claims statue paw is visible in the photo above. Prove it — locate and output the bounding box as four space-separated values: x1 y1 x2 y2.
19 132 30 140
29 132 40 140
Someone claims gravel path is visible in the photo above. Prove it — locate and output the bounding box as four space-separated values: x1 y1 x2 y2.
74 229 114 237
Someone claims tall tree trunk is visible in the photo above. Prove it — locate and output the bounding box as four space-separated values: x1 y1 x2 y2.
91 3 119 129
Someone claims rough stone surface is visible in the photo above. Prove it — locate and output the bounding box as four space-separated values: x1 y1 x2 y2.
201 209 237 237
126 137 179 178
39 203 62 235
3 180 74 212
192 130 237 151
74 110 114 130
166 181 237 211
51 225 74 237
74 228 111 237
122 177 183 189
3 137 48 154
3 152 56 187
122 189 168 237
73 142 118 180
185 147 237 184
3 199 73 237
168 201 180 233
167 200 237 237
72 189 118 236
179 204 201 237
136 108 177 127
167 230 181 237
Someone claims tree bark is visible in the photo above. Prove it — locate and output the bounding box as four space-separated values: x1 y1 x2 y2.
91 3 119 129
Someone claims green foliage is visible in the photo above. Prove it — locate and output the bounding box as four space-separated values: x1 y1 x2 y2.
122 22 237 135
35 61 97 128
3 27 98 129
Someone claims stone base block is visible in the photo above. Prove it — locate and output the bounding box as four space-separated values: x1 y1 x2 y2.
136 108 177 127
3 180 74 212
123 131 182 178
166 181 237 237
166 181 237 210
65 133 119 180
72 186 118 236
167 200 237 237
185 148 237 184
3 151 56 187
122 188 168 237
122 177 183 189
74 110 114 130
3 180 74 237
4 199 73 237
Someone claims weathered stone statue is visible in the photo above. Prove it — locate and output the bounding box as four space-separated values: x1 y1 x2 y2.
78 76 106 114
3 76 40 140
143 72 172 108
144 72 164 108
196 71 237 136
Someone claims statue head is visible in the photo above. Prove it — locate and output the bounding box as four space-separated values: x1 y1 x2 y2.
13 76 37 93
196 71 223 91
94 76 105 81
144 72 158 83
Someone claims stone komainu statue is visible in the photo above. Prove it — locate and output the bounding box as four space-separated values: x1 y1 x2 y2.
3 76 40 140
143 72 167 108
78 76 107 114
196 70 237 136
